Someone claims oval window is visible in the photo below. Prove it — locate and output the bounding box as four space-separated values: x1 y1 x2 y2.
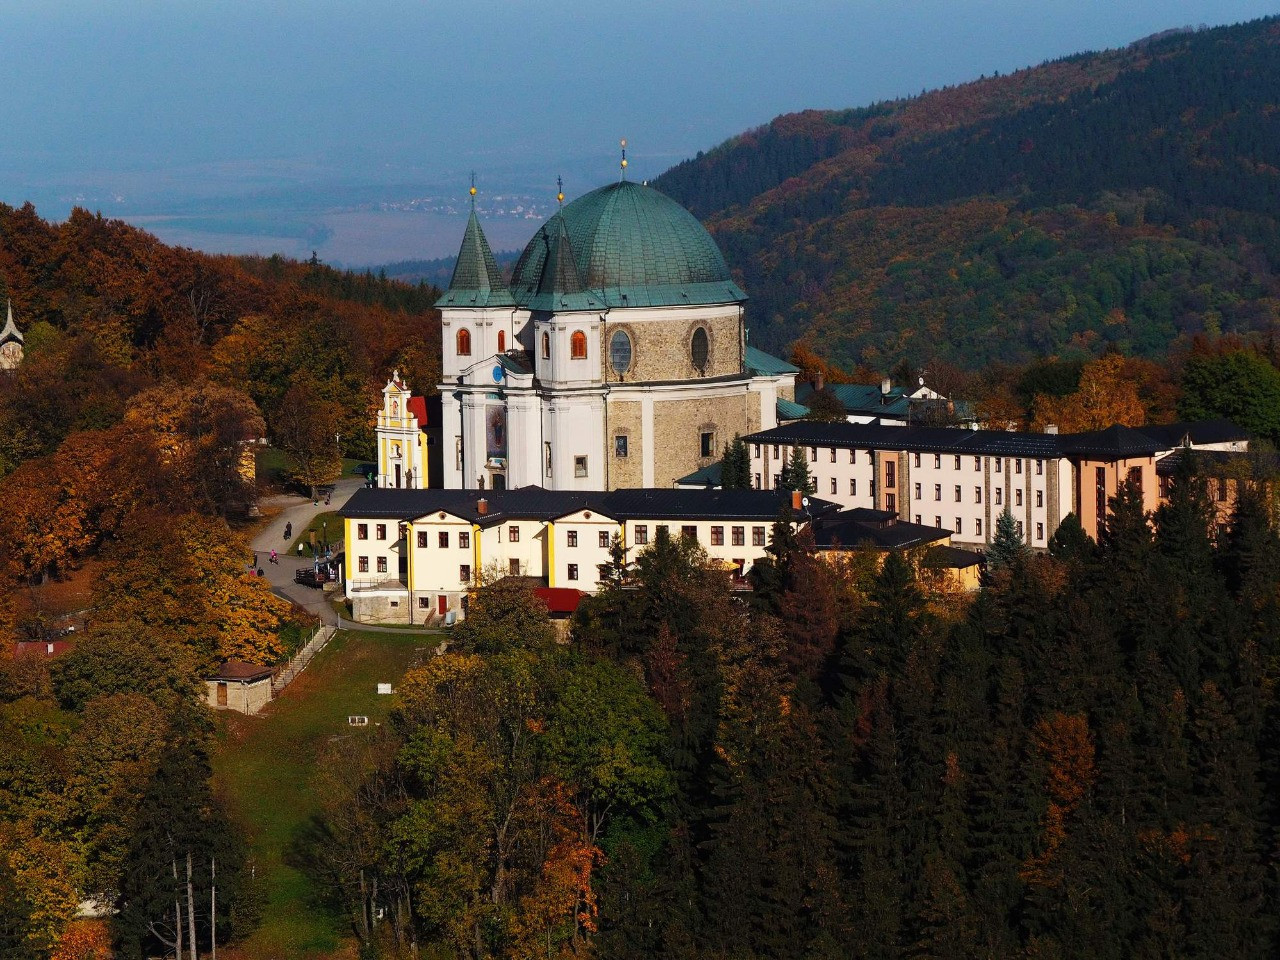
691 327 709 371
609 330 633 375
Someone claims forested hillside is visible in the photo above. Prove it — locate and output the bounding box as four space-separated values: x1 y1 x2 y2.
655 17 1280 370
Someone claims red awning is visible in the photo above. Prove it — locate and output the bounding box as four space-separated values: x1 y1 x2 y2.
533 587 585 615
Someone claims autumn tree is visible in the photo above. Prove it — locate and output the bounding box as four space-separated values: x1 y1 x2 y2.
1033 353 1146 432
272 380 343 498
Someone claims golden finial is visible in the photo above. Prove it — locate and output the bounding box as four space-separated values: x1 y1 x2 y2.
469 171 477 204
556 175 564 206
620 138 628 180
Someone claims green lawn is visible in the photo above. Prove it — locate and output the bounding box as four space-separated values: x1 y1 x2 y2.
287 510 342 558
212 629 432 959
257 445 372 487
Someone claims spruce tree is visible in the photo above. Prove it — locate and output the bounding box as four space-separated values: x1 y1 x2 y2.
1047 511 1094 563
780 446 814 493
719 435 752 489
984 508 1026 572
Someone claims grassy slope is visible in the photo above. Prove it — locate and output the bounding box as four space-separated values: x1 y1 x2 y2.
212 629 432 959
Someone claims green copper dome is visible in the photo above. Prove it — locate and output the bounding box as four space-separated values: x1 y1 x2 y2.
511 181 746 311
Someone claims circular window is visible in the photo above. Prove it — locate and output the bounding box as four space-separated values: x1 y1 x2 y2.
691 327 709 372
609 330 633 375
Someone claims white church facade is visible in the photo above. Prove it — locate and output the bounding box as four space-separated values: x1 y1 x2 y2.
432 178 798 493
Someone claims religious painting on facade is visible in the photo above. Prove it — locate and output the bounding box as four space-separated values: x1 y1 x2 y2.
486 404 507 461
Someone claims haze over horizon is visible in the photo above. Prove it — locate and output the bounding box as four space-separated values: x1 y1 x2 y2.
2 0 1276 266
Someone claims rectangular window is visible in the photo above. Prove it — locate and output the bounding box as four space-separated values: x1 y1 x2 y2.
995 457 1003 471
417 531 428 548
975 456 982 471
508 525 520 543
711 526 724 546
599 530 611 548
1128 466 1143 495
885 461 896 489
830 448 837 462
914 482 922 500
913 452 921 468
753 444 761 457
1016 520 1024 538
376 523 387 541
1036 522 1044 541
1096 466 1107 523
976 519 983 537
934 483 941 501
850 479 857 496
995 489 1003 506
681 525 697 542
830 478 838 494
456 438 463 471
438 532 449 548
772 444 780 458
567 563 579 581
732 526 745 546
1036 490 1044 508
702 433 715 458
1016 458 1023 474
1216 478 1228 502
358 523 368 540
377 556 387 573
954 484 962 502
773 474 781 489
509 558 521 576
954 455 961 470
810 447 818 460
915 514 922 524
419 596 429 609
934 454 941 469
460 564 471 582
615 435 628 457
459 531 470 549
850 449 856 464
567 530 578 548
574 456 589 478
754 473 761 489
955 517 962 534
752 526 766 546
976 486 982 503
1036 459 1044 476
1016 489 1023 507
358 556 368 573
634 524 648 545
545 442 553 478
935 516 942 528
886 493 896 511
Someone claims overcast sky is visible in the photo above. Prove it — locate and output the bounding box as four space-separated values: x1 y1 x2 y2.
1 1 1277 196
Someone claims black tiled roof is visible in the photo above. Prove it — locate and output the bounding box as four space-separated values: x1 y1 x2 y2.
810 514 952 550
1155 448 1248 474
743 419 1245 460
923 545 985 569
340 486 837 525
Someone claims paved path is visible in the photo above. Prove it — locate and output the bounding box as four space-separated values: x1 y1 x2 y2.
251 477 445 635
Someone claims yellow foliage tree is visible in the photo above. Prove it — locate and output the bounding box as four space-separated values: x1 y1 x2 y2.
1032 353 1146 432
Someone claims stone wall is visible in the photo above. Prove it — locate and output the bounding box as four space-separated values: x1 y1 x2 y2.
652 391 754 487
603 312 742 383
605 399 644 489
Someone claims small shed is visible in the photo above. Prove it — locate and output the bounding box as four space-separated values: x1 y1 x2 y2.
206 660 274 714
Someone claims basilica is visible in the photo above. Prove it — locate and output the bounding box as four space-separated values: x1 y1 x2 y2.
430 177 797 492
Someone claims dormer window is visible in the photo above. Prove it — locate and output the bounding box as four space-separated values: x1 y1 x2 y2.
457 328 472 356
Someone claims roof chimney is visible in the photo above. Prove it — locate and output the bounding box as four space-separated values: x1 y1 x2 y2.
791 489 803 511
814 369 824 392
477 497 489 515
1045 424 1059 435
881 377 891 397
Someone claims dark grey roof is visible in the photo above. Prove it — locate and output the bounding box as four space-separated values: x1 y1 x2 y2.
923 545 985 569
744 419 1243 460
1139 419 1248 448
810 512 952 551
340 486 835 525
1155 448 1248 475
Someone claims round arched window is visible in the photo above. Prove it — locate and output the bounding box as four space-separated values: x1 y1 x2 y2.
570 330 588 359
497 330 506 352
457 328 472 356
609 330 632 375
691 327 709 372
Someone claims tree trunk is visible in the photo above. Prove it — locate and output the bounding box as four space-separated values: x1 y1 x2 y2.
210 856 217 960
173 858 183 960
187 851 198 960
359 868 370 941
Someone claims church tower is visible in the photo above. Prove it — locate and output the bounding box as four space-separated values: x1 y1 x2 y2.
0 300 23 370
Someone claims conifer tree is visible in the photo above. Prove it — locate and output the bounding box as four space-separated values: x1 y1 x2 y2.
984 508 1026 572
779 446 814 493
718 435 752 489
1046 511 1094 563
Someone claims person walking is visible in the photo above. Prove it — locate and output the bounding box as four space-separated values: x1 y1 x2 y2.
270 549 279 565
284 522 292 540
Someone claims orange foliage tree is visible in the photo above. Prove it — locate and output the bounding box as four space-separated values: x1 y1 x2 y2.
1032 353 1146 432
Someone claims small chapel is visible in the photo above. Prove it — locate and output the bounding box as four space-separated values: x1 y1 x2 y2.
432 169 798 491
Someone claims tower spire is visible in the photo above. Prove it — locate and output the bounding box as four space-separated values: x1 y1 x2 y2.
619 138 628 181
556 175 564 208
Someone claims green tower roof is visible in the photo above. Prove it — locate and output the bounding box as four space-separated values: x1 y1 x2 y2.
511 180 746 311
436 208 516 308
